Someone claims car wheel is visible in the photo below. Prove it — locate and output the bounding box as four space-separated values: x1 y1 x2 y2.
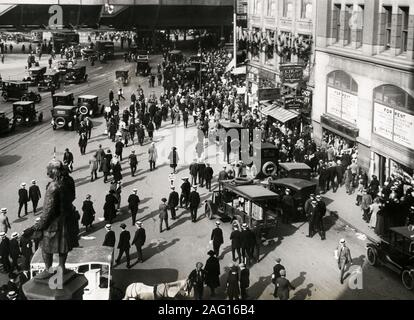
2 93 8 102
15 115 23 125
402 269 414 291
36 94 42 103
79 106 88 115
366 246 378 266
262 161 277 176
55 117 66 128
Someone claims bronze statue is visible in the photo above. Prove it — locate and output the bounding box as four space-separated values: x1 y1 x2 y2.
32 158 78 279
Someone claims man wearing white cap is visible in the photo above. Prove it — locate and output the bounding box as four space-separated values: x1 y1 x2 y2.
336 239 352 284
210 221 224 257
0 208 11 234
9 232 21 271
128 189 141 226
189 185 201 222
0 231 11 272
102 224 116 248
28 180 41 213
128 150 138 177
167 186 179 220
17 183 29 218
131 221 146 263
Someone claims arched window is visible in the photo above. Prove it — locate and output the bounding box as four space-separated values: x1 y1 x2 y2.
326 71 359 124
373 85 414 149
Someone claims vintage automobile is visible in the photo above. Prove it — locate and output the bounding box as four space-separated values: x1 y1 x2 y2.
0 112 15 135
23 66 47 86
96 41 115 59
168 50 183 63
217 120 245 164
52 92 75 108
136 57 150 76
276 162 312 181
266 178 317 222
38 71 61 91
56 59 71 74
12 101 43 126
65 66 88 84
115 70 130 86
51 105 79 130
208 179 280 237
366 226 414 290
78 95 103 117
30 246 118 300
81 48 98 61
1 81 41 103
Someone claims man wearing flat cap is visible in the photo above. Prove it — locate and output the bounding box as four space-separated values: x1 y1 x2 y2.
210 221 224 258
28 180 41 214
189 185 201 222
159 198 170 232
167 186 179 220
17 183 29 218
116 223 131 268
102 224 116 248
180 177 191 209
128 189 141 226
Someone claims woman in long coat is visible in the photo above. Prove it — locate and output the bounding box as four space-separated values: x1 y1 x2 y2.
204 250 220 297
112 160 122 182
168 147 179 174
81 194 95 230
148 142 158 170
104 190 118 224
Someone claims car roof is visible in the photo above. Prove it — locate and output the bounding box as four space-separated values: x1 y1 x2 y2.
31 246 113 266
279 162 311 170
67 66 85 70
3 81 30 85
268 178 317 190
219 121 244 129
79 95 97 99
170 50 182 54
54 105 77 110
44 71 60 76
29 66 46 71
13 101 34 106
222 181 279 201
53 92 74 97
389 227 414 240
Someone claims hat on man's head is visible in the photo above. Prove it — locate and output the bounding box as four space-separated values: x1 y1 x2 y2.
0 232 6 237
216 220 221 226
316 195 321 200
340 238 346 243
6 291 17 300
135 221 142 226
207 250 215 256
31 180 36 184
86 194 91 199
120 223 126 229
242 223 248 229
105 224 112 230
239 263 246 268
192 185 198 190
161 198 167 202
35 217 41 222
170 186 175 190
11 232 18 239
1 208 7 214
132 188 138 193
275 258 281 263
21 182 26 187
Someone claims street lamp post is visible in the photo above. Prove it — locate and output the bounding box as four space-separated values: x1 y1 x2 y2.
197 52 202 90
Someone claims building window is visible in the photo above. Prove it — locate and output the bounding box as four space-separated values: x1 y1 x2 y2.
265 30 275 65
326 71 359 124
283 0 293 19
384 6 392 50
333 4 341 43
301 0 312 19
267 0 276 17
400 7 409 53
345 5 353 46
356 5 364 48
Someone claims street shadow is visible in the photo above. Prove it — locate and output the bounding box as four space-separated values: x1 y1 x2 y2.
0 155 22 167
291 283 314 300
169 216 192 229
290 271 307 288
218 245 232 260
259 237 283 263
247 275 272 300
320 195 335 206
72 163 90 173
352 254 366 267
323 212 339 233
140 209 160 223
13 216 28 223
122 176 146 188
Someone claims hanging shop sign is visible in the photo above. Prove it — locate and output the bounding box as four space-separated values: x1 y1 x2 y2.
258 88 281 101
374 102 414 150
279 64 304 84
284 96 305 109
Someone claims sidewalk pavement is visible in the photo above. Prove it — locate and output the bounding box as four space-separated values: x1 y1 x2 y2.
321 184 380 242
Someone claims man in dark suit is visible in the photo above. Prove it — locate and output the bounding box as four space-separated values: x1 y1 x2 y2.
131 221 146 263
241 223 256 266
128 189 140 226
63 148 74 172
198 161 206 187
230 225 242 263
218 166 228 191
272 257 285 297
226 263 240 300
275 269 295 300
17 183 29 218
188 262 206 300
0 232 11 273
128 150 138 177
159 198 170 232
189 160 199 186
180 178 191 208
116 223 131 268
239 263 250 300
188 186 201 222
102 224 116 248
315 195 327 240
28 180 41 214
9 232 21 272
205 163 214 191
210 221 224 258
167 186 179 220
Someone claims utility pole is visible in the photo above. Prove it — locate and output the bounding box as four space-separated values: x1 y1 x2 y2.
233 0 237 67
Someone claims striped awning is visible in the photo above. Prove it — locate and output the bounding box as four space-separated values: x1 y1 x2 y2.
260 104 299 123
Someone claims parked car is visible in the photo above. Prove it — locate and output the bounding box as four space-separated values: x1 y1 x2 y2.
168 50 183 63
81 48 98 60
115 70 130 86
51 105 79 130
56 59 71 74
65 66 88 84
276 162 312 181
77 95 103 117
0 112 15 135
38 71 61 91
23 66 47 86
267 178 317 222
12 101 43 126
366 226 414 290
1 81 41 103
52 92 74 108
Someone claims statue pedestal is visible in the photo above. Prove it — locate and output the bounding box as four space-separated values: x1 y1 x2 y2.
22 271 88 300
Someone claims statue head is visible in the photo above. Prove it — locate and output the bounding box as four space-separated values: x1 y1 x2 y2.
46 158 64 180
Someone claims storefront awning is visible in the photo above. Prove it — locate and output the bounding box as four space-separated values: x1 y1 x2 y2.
261 104 299 123
231 66 246 75
320 114 359 140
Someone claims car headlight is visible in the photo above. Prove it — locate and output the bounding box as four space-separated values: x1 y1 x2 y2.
26 118 29 122
68 122 72 127
51 120 55 125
